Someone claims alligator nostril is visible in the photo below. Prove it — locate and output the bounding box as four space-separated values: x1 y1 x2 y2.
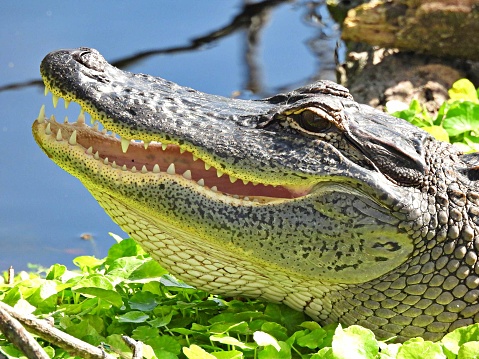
73 48 106 72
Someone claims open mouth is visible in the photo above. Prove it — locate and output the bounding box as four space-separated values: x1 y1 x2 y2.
34 90 313 203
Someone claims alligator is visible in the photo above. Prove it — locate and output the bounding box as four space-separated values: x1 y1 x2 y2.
33 48 479 342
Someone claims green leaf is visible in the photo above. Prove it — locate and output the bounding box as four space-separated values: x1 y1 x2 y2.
397 341 446 359
73 287 123 308
296 328 327 349
211 350 244 359
118 311 150 323
448 79 478 102
442 102 479 136
46 264 66 280
210 335 255 350
441 323 479 355
73 255 105 272
331 324 379 359
128 259 168 281
261 322 288 342
183 344 217 359
129 291 158 311
146 335 181 355
106 238 144 263
458 341 479 359
257 341 291 359
132 325 160 342
421 126 449 142
253 331 281 351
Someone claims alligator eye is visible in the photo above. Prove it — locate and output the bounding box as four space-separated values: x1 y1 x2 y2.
297 110 331 133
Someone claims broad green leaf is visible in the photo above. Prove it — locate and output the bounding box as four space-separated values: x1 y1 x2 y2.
211 350 243 359
442 102 479 136
183 344 217 359
422 126 449 142
448 79 478 102
441 323 479 355
296 328 327 349
132 325 160 342
146 335 181 355
397 341 446 359
106 238 143 263
331 324 379 359
210 321 249 335
458 341 479 359
73 255 105 272
73 287 123 308
128 259 168 281
73 274 114 290
118 311 150 323
261 322 288 341
253 331 281 351
46 264 66 280
210 335 255 350
257 341 291 359
311 347 334 359
129 291 158 311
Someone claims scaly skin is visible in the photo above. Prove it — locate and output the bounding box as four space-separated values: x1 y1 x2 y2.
32 48 479 341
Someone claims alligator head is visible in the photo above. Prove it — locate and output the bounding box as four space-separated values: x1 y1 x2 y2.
33 48 479 341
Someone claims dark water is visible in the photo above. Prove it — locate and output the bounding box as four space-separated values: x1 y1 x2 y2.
0 1 341 271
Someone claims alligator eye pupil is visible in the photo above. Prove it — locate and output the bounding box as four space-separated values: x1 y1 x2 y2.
298 110 331 133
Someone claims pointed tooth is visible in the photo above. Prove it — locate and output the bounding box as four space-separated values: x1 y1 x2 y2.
64 116 69 124
112 161 117 169
244 197 250 201
52 94 59 108
131 166 137 173
37 105 45 123
56 128 62 141
233 195 239 199
64 99 70 109
141 165 148 173
44 87 49 96
122 165 127 171
161 144 168 151
167 163 176 175
205 163 211 170
94 151 100 160
211 186 218 192
192 155 198 161
217 170 223 178
121 137 130 153
153 164 160 173
182 170 192 180
45 123 52 135
68 130 77 145
77 111 85 124
144 141 150 150
86 146 93 155
50 114 56 123
242 179 249 185
101 128 107 134
197 179 205 187
93 122 99 131
180 148 185 154
104 157 109 165
229 176 238 183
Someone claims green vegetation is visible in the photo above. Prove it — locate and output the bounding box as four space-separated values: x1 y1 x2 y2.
2 79 479 358
2 236 479 359
387 79 479 152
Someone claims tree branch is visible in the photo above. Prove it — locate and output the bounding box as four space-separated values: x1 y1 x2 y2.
0 301 116 359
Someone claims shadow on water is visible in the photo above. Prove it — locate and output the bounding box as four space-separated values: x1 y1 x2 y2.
0 0 342 271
